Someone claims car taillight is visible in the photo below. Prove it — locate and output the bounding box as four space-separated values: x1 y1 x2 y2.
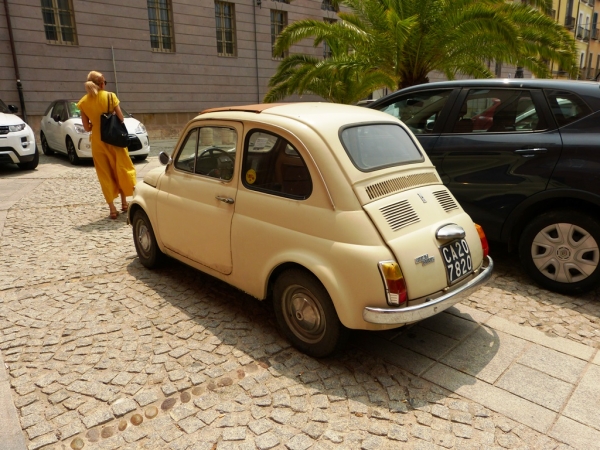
475 224 489 258
378 261 407 306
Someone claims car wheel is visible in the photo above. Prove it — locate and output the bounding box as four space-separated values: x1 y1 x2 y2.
135 154 148 161
132 209 165 269
41 133 54 156
519 210 600 294
66 137 81 165
273 269 349 357
17 146 39 171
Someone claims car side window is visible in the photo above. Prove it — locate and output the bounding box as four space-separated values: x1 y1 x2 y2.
242 130 312 199
374 89 453 134
174 128 198 173
451 89 547 133
544 89 592 127
52 102 66 122
174 126 238 180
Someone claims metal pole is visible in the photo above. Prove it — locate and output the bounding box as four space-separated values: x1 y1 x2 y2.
252 2 260 103
111 46 119 97
3 0 27 123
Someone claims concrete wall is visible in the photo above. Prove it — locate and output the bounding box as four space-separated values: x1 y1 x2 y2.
0 0 338 137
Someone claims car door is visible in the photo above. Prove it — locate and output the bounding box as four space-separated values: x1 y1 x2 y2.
155 122 241 274
430 87 562 241
44 101 65 150
371 88 459 169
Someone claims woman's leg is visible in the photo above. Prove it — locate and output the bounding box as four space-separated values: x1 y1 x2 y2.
120 190 128 211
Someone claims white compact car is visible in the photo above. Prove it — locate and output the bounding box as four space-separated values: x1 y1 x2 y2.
128 102 493 357
40 100 150 165
0 99 38 170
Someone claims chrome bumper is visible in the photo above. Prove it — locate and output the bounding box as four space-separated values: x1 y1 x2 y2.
363 256 493 325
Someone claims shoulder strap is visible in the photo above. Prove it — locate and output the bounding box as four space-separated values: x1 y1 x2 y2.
104 91 112 114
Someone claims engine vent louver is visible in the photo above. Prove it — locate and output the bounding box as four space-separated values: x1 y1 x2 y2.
380 200 420 231
365 173 438 200
433 189 458 212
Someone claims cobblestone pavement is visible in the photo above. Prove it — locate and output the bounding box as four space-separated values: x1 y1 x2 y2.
1 143 597 450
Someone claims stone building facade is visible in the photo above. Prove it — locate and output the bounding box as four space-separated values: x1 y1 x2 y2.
0 0 339 138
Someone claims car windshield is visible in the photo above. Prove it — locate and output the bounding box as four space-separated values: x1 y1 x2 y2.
68 102 133 119
0 99 10 114
340 123 424 171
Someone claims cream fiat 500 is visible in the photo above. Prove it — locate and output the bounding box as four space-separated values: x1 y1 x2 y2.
128 103 493 357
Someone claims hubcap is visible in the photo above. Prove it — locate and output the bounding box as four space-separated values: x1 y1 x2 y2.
283 286 326 344
137 223 151 255
531 222 599 283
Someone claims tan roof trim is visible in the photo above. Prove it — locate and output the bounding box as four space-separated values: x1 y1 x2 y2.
199 103 288 115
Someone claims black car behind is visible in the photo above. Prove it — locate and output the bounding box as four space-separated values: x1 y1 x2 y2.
370 79 600 294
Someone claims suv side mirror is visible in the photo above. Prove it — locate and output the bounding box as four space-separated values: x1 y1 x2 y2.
8 105 18 114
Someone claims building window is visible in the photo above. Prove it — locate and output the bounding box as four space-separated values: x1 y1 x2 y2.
215 1 236 57
272 0 290 3
321 0 338 12
148 0 174 52
41 0 77 45
323 18 336 59
271 10 287 59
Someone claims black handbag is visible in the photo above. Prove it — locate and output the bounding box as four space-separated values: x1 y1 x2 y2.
100 92 129 148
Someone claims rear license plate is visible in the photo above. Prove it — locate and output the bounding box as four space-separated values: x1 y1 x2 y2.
440 239 473 284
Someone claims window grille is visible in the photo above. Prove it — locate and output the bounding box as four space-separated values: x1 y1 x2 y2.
148 0 175 52
41 0 78 45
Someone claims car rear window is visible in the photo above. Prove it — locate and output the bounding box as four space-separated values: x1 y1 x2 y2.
340 123 424 172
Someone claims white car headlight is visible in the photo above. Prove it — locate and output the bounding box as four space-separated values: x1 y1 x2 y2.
135 123 147 134
74 123 89 134
8 124 26 132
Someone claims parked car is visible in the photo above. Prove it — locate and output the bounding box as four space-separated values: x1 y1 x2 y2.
369 79 600 294
40 100 150 165
128 102 492 357
0 99 38 170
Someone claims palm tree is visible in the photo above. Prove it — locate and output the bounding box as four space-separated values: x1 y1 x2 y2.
265 0 578 103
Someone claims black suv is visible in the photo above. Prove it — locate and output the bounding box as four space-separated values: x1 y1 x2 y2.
369 79 600 294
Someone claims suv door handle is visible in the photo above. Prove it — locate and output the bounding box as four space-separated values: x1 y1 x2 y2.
216 196 234 204
514 148 547 157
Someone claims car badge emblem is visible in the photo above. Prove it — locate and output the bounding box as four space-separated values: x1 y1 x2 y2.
417 193 427 203
415 254 435 266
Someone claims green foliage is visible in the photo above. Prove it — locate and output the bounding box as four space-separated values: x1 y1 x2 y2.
265 0 578 103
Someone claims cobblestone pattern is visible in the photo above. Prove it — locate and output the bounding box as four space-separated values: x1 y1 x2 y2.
465 250 600 349
0 157 578 449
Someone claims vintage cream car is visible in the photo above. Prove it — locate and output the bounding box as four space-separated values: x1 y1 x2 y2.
128 103 493 357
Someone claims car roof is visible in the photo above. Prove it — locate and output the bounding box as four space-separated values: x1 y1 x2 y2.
370 78 600 111
199 102 399 130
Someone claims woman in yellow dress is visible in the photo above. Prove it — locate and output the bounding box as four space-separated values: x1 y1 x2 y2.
77 71 137 219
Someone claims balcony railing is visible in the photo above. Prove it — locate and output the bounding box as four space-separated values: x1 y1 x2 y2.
583 28 590 41
565 16 575 29
593 28 599 40
577 25 584 39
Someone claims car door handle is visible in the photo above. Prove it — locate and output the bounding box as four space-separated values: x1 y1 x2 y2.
514 148 547 157
216 196 234 204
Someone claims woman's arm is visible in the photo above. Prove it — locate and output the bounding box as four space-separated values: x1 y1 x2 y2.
114 104 125 123
81 110 92 132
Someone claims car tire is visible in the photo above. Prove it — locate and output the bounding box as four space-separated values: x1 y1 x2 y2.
273 269 349 357
132 209 165 269
17 146 39 171
41 133 54 156
135 154 148 161
66 137 81 165
518 210 600 294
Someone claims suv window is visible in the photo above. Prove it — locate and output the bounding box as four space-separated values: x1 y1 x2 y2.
174 126 237 181
242 130 312 199
451 89 547 133
544 89 592 127
340 123 423 171
375 89 453 134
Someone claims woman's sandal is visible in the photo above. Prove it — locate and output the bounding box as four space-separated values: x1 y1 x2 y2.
109 209 118 220
121 203 129 213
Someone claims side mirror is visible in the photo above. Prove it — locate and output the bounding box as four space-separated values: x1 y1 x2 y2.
8 105 18 114
158 151 172 166
52 114 61 122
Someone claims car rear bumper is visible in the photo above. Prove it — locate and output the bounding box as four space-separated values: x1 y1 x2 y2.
363 256 493 324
